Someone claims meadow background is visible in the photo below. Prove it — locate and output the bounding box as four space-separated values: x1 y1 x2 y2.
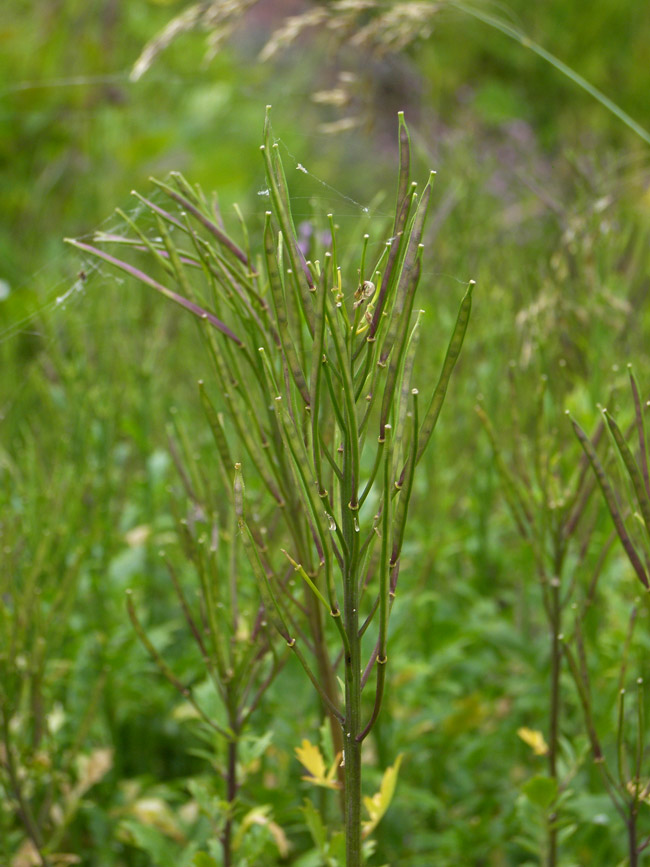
2 1 650 864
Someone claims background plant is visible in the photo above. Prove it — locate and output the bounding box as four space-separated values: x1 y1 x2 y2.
569 368 650 864
0 388 110 865
119 394 298 866
476 368 610 865
3 0 650 863
131 0 650 146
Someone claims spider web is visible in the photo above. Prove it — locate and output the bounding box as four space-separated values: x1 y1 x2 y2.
0 67 467 352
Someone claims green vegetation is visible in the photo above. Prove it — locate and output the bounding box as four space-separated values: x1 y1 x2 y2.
2 1 650 865
67 107 471 866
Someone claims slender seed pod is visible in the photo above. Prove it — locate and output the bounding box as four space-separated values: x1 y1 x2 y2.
571 413 649 589
417 280 473 462
263 214 311 406
604 409 650 539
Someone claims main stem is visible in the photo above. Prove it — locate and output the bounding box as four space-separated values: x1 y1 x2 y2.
344 560 362 867
629 807 638 867
222 715 239 867
548 588 560 867
2 713 50 867
297 522 346 795
343 461 362 865
547 546 565 867
308 589 347 794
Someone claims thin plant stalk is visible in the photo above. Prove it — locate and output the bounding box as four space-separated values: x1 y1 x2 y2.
478 373 604 867
67 109 471 866
568 370 650 865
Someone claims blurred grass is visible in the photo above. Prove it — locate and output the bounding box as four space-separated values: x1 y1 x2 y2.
2 0 650 863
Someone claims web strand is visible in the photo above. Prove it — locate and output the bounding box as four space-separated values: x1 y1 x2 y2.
0 189 164 346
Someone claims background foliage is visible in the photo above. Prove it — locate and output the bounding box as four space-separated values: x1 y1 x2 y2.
2 0 650 864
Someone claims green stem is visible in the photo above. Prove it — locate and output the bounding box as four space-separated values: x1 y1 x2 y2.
308 586 347 795
222 720 238 867
548 587 561 779
1 713 50 867
342 422 362 865
629 811 639 867
344 565 363 867
547 545 565 867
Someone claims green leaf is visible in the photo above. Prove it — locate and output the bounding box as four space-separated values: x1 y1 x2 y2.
301 799 327 852
232 805 290 858
327 831 346 863
192 855 219 867
119 820 179 867
522 775 558 809
240 729 274 764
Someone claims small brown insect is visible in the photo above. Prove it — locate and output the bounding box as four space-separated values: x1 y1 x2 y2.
353 280 375 309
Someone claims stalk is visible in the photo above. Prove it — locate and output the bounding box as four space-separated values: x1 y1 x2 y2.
223 737 238 867
222 699 240 867
481 375 611 866
342 413 363 863
1 713 50 867
547 571 562 867
343 571 363 865
69 109 471 864
305 565 347 792
629 818 639 867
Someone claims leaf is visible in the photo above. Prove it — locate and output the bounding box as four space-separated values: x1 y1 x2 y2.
300 799 327 852
296 740 325 778
522 775 558 809
517 727 549 756
12 841 40 867
118 820 179 867
128 797 186 842
240 729 274 765
73 747 113 798
192 856 219 867
362 754 403 839
328 831 346 863
627 780 650 803
232 805 290 858
295 739 342 790
186 779 222 819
